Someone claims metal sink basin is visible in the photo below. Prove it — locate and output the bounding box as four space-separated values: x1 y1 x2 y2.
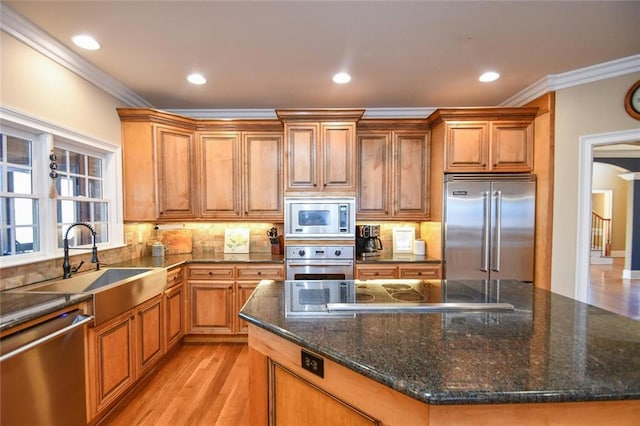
26 267 167 325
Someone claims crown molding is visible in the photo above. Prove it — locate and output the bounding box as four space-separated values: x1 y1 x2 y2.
501 54 640 106
166 109 278 119
0 3 152 107
362 108 437 118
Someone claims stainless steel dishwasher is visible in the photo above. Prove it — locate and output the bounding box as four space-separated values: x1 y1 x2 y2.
0 309 93 426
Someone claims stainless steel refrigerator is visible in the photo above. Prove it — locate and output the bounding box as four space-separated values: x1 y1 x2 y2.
443 174 536 282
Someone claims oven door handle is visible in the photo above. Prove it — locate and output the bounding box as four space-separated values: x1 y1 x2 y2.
286 262 353 267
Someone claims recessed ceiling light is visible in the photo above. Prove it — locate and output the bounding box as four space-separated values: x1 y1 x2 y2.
71 34 100 50
187 73 207 85
479 71 500 83
333 72 351 84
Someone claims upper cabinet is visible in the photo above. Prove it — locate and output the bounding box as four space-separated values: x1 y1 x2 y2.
118 108 283 222
199 131 283 220
356 120 430 220
277 109 364 195
119 109 198 222
427 108 538 173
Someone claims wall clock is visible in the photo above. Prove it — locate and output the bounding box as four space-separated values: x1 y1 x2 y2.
624 79 640 120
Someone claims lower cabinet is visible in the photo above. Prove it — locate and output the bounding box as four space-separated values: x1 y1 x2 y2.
271 363 378 426
164 266 186 351
355 263 441 279
86 294 164 420
187 263 284 336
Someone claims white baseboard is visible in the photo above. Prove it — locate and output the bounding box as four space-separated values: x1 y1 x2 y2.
591 256 614 265
622 269 640 279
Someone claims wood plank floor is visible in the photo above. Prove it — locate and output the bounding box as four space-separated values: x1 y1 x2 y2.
102 343 250 426
589 257 640 320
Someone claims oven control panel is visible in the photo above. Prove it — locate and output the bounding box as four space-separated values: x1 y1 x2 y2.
286 245 354 260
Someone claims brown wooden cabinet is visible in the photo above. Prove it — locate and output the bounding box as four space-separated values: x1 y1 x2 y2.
356 121 430 220
277 109 364 194
118 108 284 222
355 263 441 279
164 266 186 352
87 294 164 419
199 131 283 220
427 108 537 174
187 263 284 336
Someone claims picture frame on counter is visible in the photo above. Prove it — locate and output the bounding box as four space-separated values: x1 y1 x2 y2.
224 228 250 253
392 227 415 253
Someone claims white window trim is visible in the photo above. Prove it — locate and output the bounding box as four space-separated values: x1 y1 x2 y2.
0 105 124 268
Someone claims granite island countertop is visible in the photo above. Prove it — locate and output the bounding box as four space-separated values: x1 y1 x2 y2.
239 279 640 405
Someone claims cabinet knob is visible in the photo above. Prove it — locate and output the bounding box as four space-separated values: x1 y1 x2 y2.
208 271 213 275
374 272 379 276
257 271 262 275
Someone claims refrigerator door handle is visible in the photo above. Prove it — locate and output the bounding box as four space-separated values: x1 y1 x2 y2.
481 191 490 272
492 190 502 272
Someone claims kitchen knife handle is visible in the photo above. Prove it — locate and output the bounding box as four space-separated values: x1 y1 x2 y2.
493 190 502 272
481 191 490 272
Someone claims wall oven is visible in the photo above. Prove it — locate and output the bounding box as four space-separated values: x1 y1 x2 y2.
286 245 354 280
284 197 355 240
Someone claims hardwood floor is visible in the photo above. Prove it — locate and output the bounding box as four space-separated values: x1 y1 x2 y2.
589 257 640 320
102 343 250 426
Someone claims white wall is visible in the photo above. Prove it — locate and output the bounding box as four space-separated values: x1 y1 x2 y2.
0 31 123 145
552 73 640 297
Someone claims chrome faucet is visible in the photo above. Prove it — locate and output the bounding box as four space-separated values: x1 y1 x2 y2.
62 222 100 279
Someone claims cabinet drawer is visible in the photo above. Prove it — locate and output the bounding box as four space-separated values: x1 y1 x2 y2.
398 266 440 279
188 266 234 280
166 267 184 288
356 266 398 279
237 265 284 280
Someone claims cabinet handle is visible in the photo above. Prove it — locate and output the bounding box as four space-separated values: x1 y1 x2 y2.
418 272 422 276
257 271 262 275
228 286 232 290
208 271 213 275
374 272 379 276
130 315 135 320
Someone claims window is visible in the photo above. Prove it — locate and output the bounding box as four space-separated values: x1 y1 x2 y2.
54 147 109 248
0 134 40 256
0 111 122 267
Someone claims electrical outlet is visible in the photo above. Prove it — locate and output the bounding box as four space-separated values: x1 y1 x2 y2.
301 350 324 378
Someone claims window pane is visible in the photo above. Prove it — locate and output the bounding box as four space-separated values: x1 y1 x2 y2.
88 157 102 178
61 224 94 247
57 199 76 224
15 226 37 253
88 178 102 198
7 136 31 166
14 198 37 226
7 167 32 194
93 222 108 244
68 151 85 175
54 148 67 173
94 202 108 221
1 228 10 256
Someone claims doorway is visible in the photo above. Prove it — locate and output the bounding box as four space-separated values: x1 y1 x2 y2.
576 129 640 303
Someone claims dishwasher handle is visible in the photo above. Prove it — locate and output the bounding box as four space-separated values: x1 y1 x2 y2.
0 314 93 363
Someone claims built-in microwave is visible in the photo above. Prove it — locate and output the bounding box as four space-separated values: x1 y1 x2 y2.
284 197 355 240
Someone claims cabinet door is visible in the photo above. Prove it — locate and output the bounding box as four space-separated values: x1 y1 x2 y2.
243 132 283 220
444 122 489 172
271 363 378 426
236 264 285 281
490 121 533 172
121 121 156 221
135 295 164 376
155 125 197 219
236 281 259 334
200 132 241 219
188 281 234 334
88 310 135 417
357 132 391 218
285 123 319 192
164 282 185 351
355 265 398 279
392 132 430 218
321 122 356 192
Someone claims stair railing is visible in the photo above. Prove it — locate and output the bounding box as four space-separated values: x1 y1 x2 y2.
591 211 611 257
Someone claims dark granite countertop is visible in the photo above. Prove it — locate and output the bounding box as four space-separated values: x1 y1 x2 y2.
239 279 640 405
0 292 92 333
356 252 441 264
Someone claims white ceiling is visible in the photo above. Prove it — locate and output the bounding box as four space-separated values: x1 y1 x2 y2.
4 1 640 111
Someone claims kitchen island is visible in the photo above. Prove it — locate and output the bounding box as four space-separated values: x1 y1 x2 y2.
239 279 640 425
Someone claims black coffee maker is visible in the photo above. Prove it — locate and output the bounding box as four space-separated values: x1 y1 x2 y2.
356 225 383 257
